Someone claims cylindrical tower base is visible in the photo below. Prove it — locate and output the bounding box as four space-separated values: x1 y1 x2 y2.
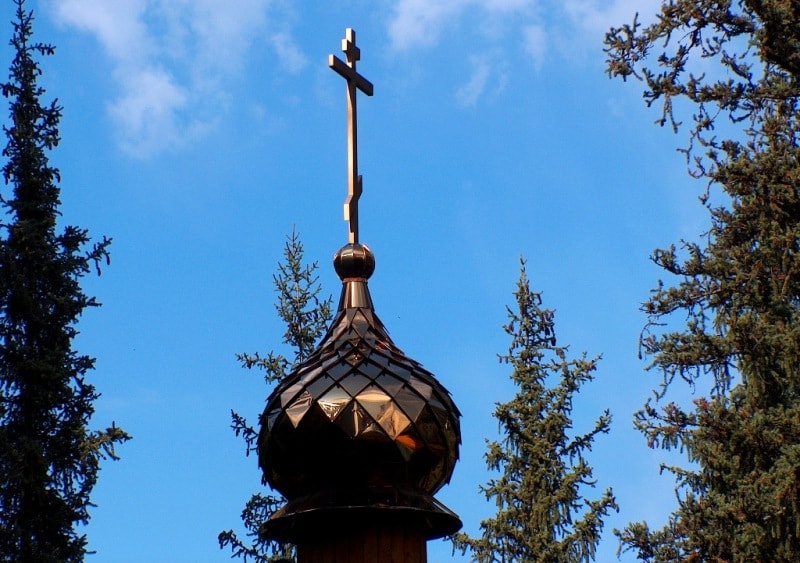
297 525 426 563
261 490 461 563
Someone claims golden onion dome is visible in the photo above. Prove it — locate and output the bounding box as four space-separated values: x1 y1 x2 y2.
257 242 461 541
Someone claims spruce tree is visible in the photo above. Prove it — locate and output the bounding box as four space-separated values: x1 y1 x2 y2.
606 1 800 560
0 1 129 560
219 230 331 562
453 260 617 563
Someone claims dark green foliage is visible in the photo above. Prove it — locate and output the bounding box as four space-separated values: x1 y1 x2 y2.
453 260 617 563
0 2 129 561
606 1 800 560
220 229 331 562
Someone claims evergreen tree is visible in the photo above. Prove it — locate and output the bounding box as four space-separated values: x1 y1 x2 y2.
453 260 617 563
0 1 129 560
219 229 331 562
606 1 800 560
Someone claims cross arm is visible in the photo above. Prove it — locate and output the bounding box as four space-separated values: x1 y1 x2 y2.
328 54 374 96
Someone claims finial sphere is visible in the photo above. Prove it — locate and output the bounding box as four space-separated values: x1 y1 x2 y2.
334 243 375 280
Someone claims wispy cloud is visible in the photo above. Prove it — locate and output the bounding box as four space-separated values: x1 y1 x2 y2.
523 24 547 71
455 53 508 107
269 31 308 74
564 0 660 35
51 0 305 158
387 0 661 105
388 0 470 51
54 0 150 61
388 0 659 52
388 0 539 52
108 66 193 156
456 58 491 108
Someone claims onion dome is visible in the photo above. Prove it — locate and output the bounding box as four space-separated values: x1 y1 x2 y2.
258 242 461 541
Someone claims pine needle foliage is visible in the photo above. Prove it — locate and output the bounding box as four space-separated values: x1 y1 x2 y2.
606 1 800 560
0 2 129 560
453 260 617 563
219 229 331 563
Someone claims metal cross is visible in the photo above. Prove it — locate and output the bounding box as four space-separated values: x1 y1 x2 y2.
329 28 373 244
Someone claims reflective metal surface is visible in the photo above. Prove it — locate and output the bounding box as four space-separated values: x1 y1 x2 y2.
258 244 461 505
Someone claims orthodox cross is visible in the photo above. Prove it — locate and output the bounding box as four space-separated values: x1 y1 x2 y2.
329 28 373 244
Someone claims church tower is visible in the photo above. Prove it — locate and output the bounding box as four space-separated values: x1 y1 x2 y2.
257 29 462 562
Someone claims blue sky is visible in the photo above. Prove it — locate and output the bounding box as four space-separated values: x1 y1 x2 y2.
1 1 717 561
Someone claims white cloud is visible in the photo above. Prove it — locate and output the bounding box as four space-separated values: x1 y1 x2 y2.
455 53 508 107
386 0 663 106
54 0 150 62
564 0 661 35
523 24 547 71
388 0 538 51
163 0 272 73
269 31 308 74
108 67 192 158
50 0 304 158
388 0 470 51
456 58 491 108
483 0 533 11
388 0 659 52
